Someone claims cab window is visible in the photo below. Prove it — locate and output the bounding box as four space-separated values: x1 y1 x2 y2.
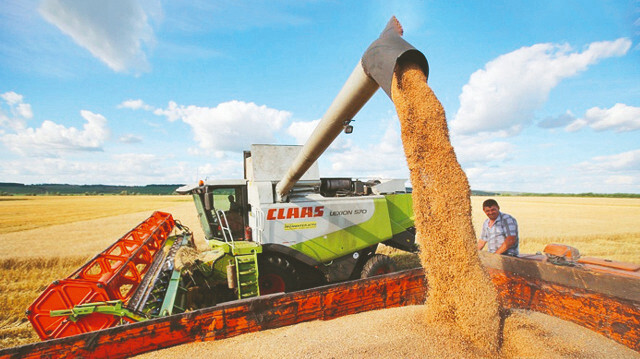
207 187 245 240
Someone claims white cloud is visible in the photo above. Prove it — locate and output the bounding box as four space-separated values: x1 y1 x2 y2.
0 155 191 185
111 153 167 176
323 121 512 182
562 149 640 192
462 148 640 194
285 118 352 152
39 0 156 73
451 38 632 136
154 100 291 153
1 110 110 156
196 160 244 181
538 111 577 129
327 125 408 179
1 91 25 106
15 102 33 120
1 91 33 131
287 119 320 144
565 118 588 132
451 135 515 167
118 99 154 111
583 149 640 172
119 134 143 143
566 103 640 132
1 92 109 156
604 175 634 185
465 164 571 193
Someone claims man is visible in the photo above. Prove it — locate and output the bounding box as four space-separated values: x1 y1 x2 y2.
477 199 519 256
228 195 241 212
225 195 244 239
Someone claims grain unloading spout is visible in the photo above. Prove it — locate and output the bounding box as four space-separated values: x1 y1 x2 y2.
275 16 429 201
361 17 429 98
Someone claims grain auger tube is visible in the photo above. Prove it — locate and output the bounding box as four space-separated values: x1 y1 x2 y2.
275 16 429 202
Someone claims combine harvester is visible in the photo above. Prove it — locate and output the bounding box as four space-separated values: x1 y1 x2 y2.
1 17 638 359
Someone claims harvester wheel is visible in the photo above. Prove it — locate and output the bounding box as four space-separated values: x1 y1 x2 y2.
361 254 397 278
258 255 299 295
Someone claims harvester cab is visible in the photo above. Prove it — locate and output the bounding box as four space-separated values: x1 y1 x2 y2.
188 179 249 242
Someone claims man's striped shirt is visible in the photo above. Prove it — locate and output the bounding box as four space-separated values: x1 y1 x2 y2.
481 212 519 256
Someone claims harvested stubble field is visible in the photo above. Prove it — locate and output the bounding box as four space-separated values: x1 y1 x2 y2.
1 195 639 354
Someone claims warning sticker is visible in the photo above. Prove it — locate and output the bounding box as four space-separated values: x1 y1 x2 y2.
284 222 317 231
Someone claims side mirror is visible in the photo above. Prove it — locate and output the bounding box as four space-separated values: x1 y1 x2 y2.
343 119 353 134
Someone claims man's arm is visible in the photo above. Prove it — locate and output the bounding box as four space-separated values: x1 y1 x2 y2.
494 236 516 254
478 221 488 251
477 239 487 251
496 214 518 254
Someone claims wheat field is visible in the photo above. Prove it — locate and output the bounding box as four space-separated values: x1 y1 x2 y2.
0 195 639 349
0 195 191 234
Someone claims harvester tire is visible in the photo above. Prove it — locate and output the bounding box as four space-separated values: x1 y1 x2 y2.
258 255 299 295
361 254 397 278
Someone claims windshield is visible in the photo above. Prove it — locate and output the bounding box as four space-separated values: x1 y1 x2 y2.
202 186 245 240
210 188 238 212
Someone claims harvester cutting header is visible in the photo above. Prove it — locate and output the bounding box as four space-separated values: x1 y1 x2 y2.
26 17 429 341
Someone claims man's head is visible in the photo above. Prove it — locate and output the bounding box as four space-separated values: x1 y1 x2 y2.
482 199 500 221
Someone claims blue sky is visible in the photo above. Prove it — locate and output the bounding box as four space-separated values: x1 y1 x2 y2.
1 0 639 193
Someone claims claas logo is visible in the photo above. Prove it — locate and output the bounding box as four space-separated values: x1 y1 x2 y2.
266 206 324 220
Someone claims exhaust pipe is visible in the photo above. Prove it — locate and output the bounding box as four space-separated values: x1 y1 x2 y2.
275 16 429 201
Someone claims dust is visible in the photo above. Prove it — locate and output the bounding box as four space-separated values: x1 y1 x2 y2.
391 62 501 354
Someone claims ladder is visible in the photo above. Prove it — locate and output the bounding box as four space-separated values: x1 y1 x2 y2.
235 253 260 299
216 209 235 248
